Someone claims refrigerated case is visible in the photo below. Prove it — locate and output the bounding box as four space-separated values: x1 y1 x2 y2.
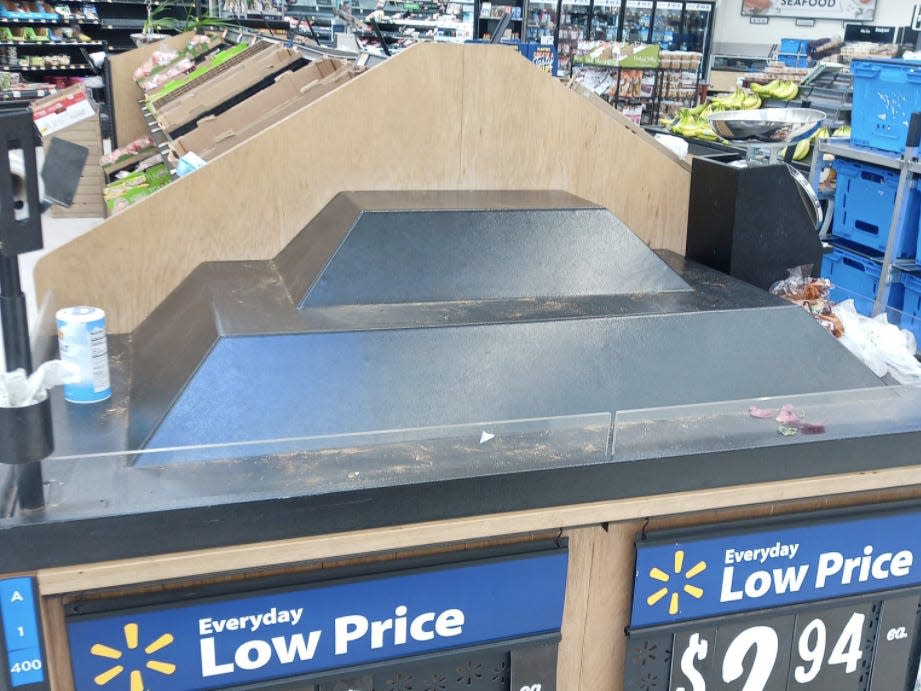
681 1 712 54
543 0 713 77
526 0 558 43
591 0 621 41
651 0 682 48
622 0 653 42
557 0 591 75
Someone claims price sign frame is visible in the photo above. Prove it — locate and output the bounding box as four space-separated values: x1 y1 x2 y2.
625 587 921 691
624 503 921 691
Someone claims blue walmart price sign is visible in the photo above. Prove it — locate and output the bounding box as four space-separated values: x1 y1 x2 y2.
67 550 568 691
632 509 921 628
627 506 921 691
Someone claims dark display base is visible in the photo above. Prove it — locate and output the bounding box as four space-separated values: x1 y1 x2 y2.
686 154 824 291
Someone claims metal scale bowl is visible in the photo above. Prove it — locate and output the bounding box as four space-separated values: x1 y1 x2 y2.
708 107 827 228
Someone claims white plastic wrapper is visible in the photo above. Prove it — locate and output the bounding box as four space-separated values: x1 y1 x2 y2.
0 361 80 408
833 300 921 384
653 133 689 159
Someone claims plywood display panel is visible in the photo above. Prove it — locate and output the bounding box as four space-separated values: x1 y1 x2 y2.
34 42 691 334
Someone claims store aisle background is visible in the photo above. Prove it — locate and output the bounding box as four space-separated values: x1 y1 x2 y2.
3 145 103 366
1 214 101 367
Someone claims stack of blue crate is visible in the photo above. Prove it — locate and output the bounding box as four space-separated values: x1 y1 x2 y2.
820 58 921 342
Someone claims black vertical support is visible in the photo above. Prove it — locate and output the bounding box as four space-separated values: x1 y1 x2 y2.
0 256 30 373
0 109 46 512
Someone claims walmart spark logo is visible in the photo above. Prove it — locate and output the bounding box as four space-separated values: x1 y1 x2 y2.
89 623 176 690
645 550 707 616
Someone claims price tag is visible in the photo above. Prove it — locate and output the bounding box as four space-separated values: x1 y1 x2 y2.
666 604 876 691
785 603 873 689
669 625 718 690
670 614 794 691
0 577 48 689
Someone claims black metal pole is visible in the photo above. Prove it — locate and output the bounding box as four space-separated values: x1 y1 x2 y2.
0 254 32 372
0 254 45 511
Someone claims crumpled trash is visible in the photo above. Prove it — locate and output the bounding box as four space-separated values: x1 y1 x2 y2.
0 360 79 408
833 299 921 384
749 403 826 436
771 265 843 337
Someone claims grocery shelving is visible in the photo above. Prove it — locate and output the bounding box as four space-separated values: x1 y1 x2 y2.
0 62 90 69
0 16 100 24
529 0 712 77
0 10 105 107
475 0 525 40
572 60 700 125
324 0 476 52
0 39 104 44
0 83 55 99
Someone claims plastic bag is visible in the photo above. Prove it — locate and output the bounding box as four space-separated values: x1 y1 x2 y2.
833 300 921 384
653 133 689 159
0 361 79 408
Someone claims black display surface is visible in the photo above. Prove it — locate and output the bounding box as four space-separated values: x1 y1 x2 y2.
686 155 824 291
1 190 918 575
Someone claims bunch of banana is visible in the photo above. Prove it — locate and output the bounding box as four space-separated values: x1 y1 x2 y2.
709 88 762 111
664 88 762 142
668 111 719 141
781 125 830 162
832 124 851 138
750 79 799 101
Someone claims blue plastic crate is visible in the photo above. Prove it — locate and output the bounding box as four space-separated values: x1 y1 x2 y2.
779 38 809 55
822 248 878 315
832 158 920 258
851 59 921 153
821 247 905 316
777 54 809 68
901 273 921 343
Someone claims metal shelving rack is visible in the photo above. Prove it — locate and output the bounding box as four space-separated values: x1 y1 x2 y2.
571 62 699 125
809 135 921 317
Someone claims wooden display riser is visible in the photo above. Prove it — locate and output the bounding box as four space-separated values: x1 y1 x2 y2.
35 42 692 335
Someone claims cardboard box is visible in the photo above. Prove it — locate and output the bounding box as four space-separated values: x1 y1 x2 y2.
32 84 105 218
104 163 172 215
172 59 357 161
152 43 304 133
31 84 95 137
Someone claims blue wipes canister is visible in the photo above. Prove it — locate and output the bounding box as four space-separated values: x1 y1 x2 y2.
56 306 111 404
